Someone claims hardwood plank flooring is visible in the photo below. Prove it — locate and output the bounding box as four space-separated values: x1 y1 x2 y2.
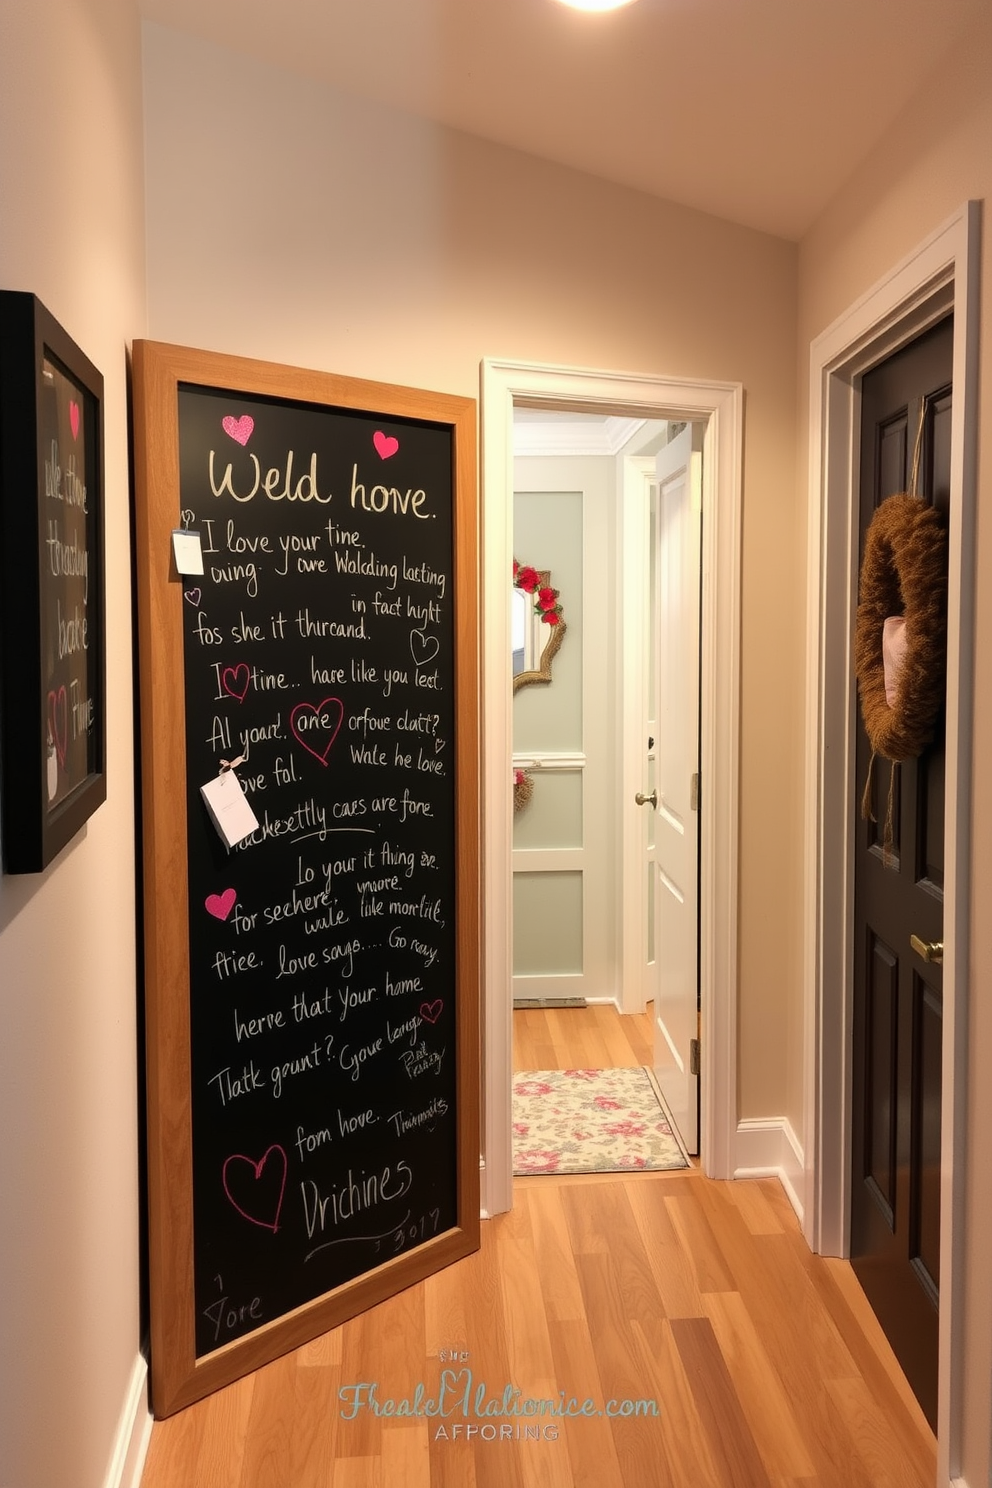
139 1004 937 1488
512 1000 653 1072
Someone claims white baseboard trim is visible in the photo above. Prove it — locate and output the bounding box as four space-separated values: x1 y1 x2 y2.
103 1353 153 1488
734 1117 806 1227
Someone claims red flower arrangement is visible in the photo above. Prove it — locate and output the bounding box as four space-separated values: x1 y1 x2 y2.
513 560 563 626
536 586 561 626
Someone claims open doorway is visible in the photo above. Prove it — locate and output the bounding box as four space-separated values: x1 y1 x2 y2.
481 359 743 1218
509 411 705 1160
509 411 681 1166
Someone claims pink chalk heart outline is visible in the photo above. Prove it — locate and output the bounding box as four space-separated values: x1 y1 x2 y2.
410 629 440 668
373 430 399 460
222 1145 287 1233
205 888 237 921
290 697 344 766
68 401 81 440
221 664 250 702
48 686 68 767
420 1000 443 1025
222 414 255 447
184 587 201 606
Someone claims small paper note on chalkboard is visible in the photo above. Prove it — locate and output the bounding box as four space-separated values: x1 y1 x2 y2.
200 770 258 848
172 528 204 575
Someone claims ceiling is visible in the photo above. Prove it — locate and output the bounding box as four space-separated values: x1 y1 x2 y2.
138 0 983 240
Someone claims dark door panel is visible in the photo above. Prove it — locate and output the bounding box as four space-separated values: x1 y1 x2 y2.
851 314 952 1431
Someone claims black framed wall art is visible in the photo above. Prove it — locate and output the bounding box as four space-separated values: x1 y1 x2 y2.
0 292 106 872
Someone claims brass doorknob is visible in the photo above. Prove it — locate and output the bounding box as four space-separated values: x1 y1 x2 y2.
635 790 657 809
910 934 943 965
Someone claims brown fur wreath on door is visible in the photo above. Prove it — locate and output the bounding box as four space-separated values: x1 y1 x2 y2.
854 492 947 762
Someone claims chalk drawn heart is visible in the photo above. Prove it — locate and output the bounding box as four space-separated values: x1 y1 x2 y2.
290 697 344 765
181 508 196 529
48 686 67 767
434 735 446 754
410 629 440 668
373 430 399 460
184 587 202 606
69 401 80 440
420 1000 443 1025
222 414 255 447
222 1146 287 1233
221 664 250 702
205 888 237 920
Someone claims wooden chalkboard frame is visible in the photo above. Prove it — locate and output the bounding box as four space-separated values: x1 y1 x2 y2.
131 341 480 1417
0 292 106 872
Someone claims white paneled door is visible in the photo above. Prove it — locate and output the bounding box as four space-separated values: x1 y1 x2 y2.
651 426 702 1153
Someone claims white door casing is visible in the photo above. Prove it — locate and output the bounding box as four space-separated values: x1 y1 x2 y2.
652 427 702 1154
482 360 742 1217
804 203 979 1481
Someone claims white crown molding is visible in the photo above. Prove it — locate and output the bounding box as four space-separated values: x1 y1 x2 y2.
512 414 647 457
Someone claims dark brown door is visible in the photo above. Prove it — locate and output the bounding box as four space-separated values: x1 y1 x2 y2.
851 315 952 1431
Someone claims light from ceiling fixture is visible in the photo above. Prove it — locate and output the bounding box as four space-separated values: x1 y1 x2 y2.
555 0 639 11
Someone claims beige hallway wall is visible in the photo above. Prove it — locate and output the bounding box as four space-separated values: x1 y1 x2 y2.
0 1 148 1485
142 20 802 1130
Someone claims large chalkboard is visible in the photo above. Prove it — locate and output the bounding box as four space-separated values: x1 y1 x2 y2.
132 342 479 1417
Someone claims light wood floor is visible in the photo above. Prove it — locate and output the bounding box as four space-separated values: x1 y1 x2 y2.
139 1004 937 1488
513 999 654 1073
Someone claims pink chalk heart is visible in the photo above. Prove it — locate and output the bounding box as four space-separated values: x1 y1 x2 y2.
221 664 250 702
68 401 80 440
373 430 399 460
290 697 344 765
48 686 68 767
410 629 440 668
184 587 201 606
222 1146 287 1233
205 888 237 921
420 1000 443 1025
222 414 255 447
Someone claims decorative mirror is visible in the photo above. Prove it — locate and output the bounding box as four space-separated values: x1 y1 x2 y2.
512 560 566 692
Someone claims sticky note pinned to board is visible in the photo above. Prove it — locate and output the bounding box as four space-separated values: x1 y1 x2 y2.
200 769 259 849
173 528 205 575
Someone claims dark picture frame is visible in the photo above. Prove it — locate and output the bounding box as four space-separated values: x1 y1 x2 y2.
0 292 106 872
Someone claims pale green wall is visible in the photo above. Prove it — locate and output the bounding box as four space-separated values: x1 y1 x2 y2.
513 488 585 979
513 490 583 756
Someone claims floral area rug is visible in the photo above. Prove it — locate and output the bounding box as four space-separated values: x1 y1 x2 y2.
512 1067 688 1175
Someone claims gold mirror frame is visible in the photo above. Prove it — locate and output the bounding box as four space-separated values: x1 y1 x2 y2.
512 562 566 692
